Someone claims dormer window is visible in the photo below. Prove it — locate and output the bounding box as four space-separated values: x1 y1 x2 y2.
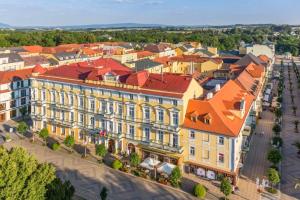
204 114 212 124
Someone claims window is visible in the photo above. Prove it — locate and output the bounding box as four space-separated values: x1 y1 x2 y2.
158 131 164 143
129 106 135 119
218 136 224 145
90 99 95 111
158 109 164 122
129 94 133 100
79 97 84 107
10 100 16 108
61 111 65 121
60 93 64 104
70 112 74 121
52 125 56 133
118 104 123 116
71 131 74 137
21 98 26 105
172 112 179 126
109 102 113 114
218 153 224 163
144 107 150 120
42 90 46 101
101 120 105 129
101 101 107 113
173 134 178 147
42 106 46 115
79 113 84 123
109 121 113 131
117 122 122 134
21 89 26 97
203 133 209 142
145 96 149 102
190 146 195 156
158 98 163 104
144 127 150 141
90 116 95 127
129 125 134 138
189 130 195 139
51 91 55 102
118 92 122 98
69 95 74 106
172 100 178 106
61 127 65 136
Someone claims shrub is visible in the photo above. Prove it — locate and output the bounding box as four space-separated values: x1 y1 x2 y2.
96 144 107 157
272 136 283 147
220 178 232 199
170 166 182 188
52 143 60 151
17 121 28 135
272 124 281 135
130 152 141 167
5 134 11 141
193 184 206 199
64 135 75 148
112 160 123 170
267 168 280 190
267 149 282 165
39 128 49 144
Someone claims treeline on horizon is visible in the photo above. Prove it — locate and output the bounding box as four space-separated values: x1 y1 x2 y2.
0 25 299 55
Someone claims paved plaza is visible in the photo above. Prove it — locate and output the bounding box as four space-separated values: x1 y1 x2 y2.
280 61 300 200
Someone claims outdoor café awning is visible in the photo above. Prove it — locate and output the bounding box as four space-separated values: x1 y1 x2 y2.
140 157 160 170
157 162 176 175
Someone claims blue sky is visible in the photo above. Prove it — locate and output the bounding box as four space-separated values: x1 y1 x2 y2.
0 0 299 26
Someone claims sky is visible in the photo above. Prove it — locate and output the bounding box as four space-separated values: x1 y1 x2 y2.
0 0 299 26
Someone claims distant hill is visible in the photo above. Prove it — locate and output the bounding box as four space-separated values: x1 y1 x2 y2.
0 23 11 28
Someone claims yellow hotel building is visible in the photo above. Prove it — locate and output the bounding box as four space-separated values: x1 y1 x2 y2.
30 58 203 165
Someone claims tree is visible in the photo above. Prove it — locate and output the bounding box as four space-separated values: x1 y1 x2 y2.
272 124 281 135
100 187 108 200
112 160 123 170
19 106 28 119
0 147 56 200
46 178 75 200
267 149 282 165
267 168 280 191
292 106 297 116
220 178 232 200
39 128 49 145
96 144 107 157
64 135 75 148
294 120 299 132
193 183 206 199
293 141 300 154
274 108 282 119
170 166 182 188
272 136 283 147
129 152 141 167
17 121 28 135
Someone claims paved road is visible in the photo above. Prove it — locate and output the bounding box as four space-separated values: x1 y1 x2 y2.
3 137 196 200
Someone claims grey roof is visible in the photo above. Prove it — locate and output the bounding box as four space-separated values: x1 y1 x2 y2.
194 49 215 57
235 53 263 67
183 44 193 49
54 52 78 60
0 53 23 63
129 58 162 71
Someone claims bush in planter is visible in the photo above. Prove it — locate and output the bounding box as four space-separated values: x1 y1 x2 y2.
64 135 75 148
17 121 28 135
112 160 123 170
39 128 49 145
96 144 107 157
272 137 283 147
170 166 182 188
293 141 300 154
272 124 281 135
130 152 141 167
52 143 60 151
267 149 282 165
267 168 280 193
220 178 232 200
193 184 206 199
5 134 11 142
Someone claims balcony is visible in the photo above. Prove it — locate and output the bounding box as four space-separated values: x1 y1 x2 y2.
106 131 123 140
141 140 184 154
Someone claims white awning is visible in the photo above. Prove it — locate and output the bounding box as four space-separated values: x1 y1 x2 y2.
140 157 160 170
265 88 271 95
263 94 270 102
157 162 176 175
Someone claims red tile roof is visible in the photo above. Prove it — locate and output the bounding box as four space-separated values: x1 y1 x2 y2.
170 55 222 64
0 68 35 84
22 55 49 67
23 45 43 53
136 51 154 59
258 55 270 63
183 80 254 137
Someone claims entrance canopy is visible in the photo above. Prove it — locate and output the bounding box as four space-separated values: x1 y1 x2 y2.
140 157 160 170
157 162 176 175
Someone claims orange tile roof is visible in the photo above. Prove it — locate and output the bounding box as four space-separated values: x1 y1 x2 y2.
23 45 43 53
258 55 270 63
136 51 154 59
0 68 35 84
183 80 254 137
245 62 265 79
170 55 222 64
153 56 170 66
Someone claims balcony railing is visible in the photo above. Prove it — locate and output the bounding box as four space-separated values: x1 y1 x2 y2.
141 139 184 154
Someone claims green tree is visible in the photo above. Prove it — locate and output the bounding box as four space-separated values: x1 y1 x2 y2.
96 144 107 157
267 149 282 165
0 147 56 200
39 128 49 145
19 106 28 119
64 135 75 148
129 152 141 167
17 121 28 135
100 187 108 200
193 183 206 199
46 178 75 200
272 124 281 135
267 168 280 192
220 178 232 200
112 160 123 170
170 166 182 188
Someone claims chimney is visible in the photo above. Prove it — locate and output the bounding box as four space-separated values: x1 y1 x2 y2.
215 84 221 92
206 92 213 100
